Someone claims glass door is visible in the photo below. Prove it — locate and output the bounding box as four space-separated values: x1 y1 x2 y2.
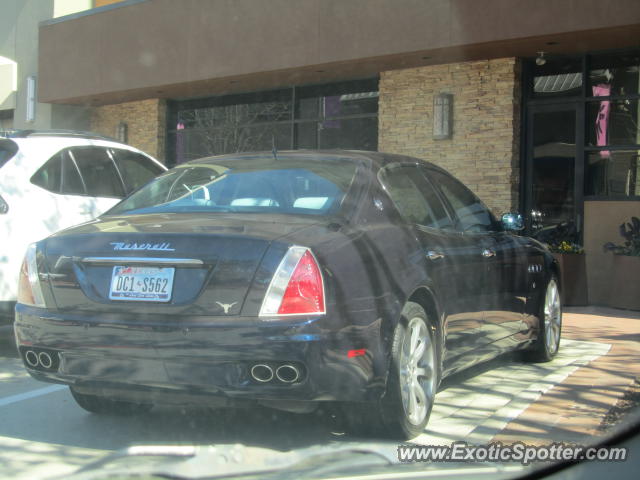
525 103 583 244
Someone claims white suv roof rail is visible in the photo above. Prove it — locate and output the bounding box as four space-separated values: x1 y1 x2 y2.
0 129 119 142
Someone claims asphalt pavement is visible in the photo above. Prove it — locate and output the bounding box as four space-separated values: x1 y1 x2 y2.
0 307 636 480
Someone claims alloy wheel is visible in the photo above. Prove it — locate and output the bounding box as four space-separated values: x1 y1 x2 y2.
544 279 562 355
399 317 436 426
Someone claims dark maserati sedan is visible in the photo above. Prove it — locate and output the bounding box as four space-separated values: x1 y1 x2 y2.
14 151 561 439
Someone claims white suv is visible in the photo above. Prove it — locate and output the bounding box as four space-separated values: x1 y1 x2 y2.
0 130 167 315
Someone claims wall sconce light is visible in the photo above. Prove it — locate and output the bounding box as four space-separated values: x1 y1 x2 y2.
433 93 453 140
26 75 37 123
116 122 128 143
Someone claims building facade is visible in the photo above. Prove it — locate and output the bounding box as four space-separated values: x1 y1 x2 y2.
36 0 640 305
0 0 93 131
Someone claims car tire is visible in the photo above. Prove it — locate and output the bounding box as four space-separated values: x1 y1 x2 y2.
341 302 440 439
70 387 153 415
524 275 562 363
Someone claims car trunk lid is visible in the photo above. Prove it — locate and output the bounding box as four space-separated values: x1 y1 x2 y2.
42 213 320 316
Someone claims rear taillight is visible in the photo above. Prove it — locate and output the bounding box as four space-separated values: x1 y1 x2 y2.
17 244 45 307
259 246 325 318
0 194 8 214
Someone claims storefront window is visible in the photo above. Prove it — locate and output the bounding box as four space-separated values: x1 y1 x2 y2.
589 51 640 97
586 150 640 197
532 57 582 98
587 99 640 147
168 80 378 165
524 49 640 242
584 51 640 198
529 108 577 232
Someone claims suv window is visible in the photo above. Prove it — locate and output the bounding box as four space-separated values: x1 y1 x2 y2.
31 149 88 195
380 165 453 229
0 139 18 169
70 147 125 198
427 169 497 233
111 149 163 193
60 152 86 195
31 152 63 193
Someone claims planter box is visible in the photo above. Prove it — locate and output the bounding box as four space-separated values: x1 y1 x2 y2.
552 253 588 306
608 255 640 311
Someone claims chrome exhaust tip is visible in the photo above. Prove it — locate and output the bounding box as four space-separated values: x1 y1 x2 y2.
25 350 39 368
250 364 274 383
38 351 53 369
275 364 300 383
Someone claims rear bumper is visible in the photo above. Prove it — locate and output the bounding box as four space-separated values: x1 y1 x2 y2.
14 304 387 404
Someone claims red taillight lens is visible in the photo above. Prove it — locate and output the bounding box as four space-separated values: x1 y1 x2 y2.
16 244 45 307
17 259 35 305
259 246 326 318
277 250 325 315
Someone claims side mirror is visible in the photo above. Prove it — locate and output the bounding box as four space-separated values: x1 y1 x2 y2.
501 213 524 232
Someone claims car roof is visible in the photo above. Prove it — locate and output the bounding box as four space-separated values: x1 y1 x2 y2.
178 149 450 175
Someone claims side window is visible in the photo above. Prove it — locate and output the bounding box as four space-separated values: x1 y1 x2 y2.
31 152 62 193
379 165 452 229
60 151 86 195
71 147 125 198
111 149 164 193
428 169 497 233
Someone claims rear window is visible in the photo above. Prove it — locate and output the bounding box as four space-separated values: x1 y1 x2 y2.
106 155 358 216
0 139 18 169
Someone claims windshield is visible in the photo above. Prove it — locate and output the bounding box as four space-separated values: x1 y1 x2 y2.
107 156 358 216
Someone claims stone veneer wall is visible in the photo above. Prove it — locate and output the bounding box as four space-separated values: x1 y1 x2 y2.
90 99 166 163
378 58 521 215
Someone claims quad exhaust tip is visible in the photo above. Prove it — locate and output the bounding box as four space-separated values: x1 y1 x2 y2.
38 351 53 369
250 363 302 384
24 350 39 368
275 364 300 383
250 364 274 383
22 348 58 371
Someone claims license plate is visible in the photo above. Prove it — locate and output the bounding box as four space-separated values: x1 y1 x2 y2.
109 266 175 302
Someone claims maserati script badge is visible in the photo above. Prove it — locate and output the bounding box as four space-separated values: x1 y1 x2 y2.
216 301 238 314
110 242 175 252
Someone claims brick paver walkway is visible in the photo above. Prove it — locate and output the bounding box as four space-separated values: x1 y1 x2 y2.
493 306 640 444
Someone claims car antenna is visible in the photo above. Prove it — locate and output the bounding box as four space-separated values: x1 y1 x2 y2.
271 135 278 161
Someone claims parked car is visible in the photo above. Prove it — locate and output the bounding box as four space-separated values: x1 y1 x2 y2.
0 130 167 316
14 151 561 439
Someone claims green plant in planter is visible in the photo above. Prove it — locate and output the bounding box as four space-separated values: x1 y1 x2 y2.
550 240 584 254
603 216 640 257
536 221 584 254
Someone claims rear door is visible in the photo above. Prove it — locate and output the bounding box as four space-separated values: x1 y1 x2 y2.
379 164 485 358
426 168 525 345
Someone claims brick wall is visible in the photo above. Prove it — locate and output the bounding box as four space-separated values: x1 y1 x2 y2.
379 58 521 215
90 99 166 163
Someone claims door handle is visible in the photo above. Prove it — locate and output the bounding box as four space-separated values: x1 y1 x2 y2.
482 249 496 258
426 250 445 261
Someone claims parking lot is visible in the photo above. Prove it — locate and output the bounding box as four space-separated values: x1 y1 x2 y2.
0 306 638 479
